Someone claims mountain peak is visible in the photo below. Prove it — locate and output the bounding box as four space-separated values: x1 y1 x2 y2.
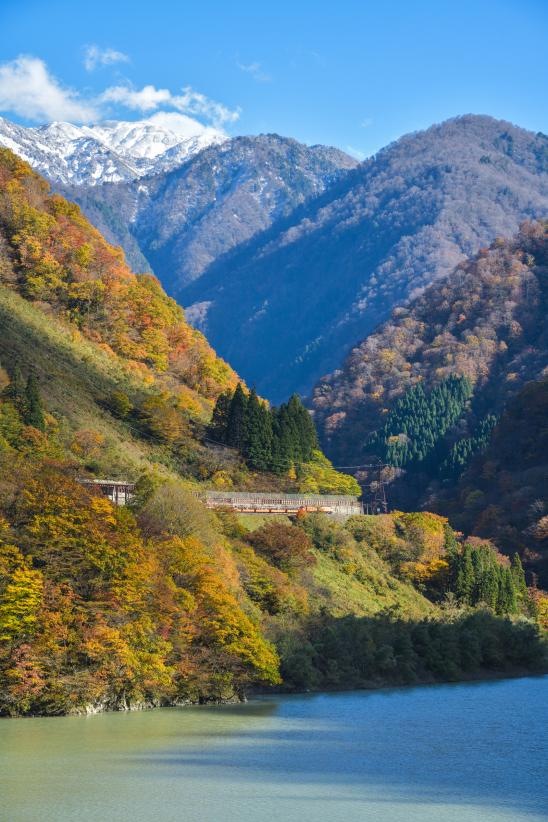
38 121 84 141
81 115 226 161
0 113 226 185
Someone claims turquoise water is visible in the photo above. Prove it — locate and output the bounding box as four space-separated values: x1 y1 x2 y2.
1 677 547 822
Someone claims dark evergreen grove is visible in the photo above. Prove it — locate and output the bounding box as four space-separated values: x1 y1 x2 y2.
440 414 498 480
448 542 531 616
6 366 45 432
365 375 497 483
210 384 318 473
280 609 545 691
366 376 473 469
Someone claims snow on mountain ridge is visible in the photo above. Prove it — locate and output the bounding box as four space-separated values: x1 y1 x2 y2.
84 113 225 160
0 114 226 185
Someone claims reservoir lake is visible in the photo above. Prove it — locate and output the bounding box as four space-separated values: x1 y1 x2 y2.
1 676 547 822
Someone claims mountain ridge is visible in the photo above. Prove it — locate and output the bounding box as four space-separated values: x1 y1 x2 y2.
180 115 548 402
2 113 547 410
61 133 358 288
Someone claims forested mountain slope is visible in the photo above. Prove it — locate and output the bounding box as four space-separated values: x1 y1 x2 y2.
0 146 250 486
436 377 548 587
181 116 548 401
0 148 239 401
313 221 548 464
60 134 357 289
0 148 354 492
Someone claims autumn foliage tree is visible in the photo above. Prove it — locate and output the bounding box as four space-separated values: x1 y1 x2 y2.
248 522 316 574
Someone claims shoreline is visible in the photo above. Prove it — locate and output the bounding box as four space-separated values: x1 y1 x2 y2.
3 666 546 719
257 666 548 699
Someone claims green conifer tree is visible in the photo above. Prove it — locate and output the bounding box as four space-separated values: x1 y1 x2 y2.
8 365 25 408
483 561 500 611
456 544 474 605
503 567 518 614
24 373 45 432
470 548 483 605
270 411 293 474
475 549 499 610
244 389 273 471
444 525 460 592
226 383 247 450
496 567 517 615
511 553 527 601
209 390 232 443
286 394 318 463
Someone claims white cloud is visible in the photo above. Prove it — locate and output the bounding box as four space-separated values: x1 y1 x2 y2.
101 84 172 111
0 55 97 122
346 145 366 161
237 61 271 83
83 45 130 72
101 83 240 127
172 86 240 126
146 111 223 139
0 55 239 130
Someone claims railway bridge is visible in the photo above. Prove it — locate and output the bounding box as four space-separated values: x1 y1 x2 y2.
199 491 363 516
80 480 364 516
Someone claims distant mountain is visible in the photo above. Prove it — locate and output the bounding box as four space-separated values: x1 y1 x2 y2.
0 112 225 185
179 116 548 402
312 221 547 469
62 134 358 289
4 114 547 411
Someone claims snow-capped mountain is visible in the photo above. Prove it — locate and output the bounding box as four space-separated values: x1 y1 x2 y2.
0 113 226 185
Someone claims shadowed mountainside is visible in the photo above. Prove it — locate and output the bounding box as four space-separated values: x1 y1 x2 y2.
180 116 548 402
312 221 548 465
61 134 357 289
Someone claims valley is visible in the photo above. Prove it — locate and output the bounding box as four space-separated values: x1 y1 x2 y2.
0 148 544 717
1 5 547 821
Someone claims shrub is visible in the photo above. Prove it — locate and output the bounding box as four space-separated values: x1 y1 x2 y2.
248 522 316 574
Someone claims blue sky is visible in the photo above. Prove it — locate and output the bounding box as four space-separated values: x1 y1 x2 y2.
1 0 547 158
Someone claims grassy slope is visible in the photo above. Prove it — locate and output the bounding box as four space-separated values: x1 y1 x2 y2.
0 285 188 480
236 512 432 618
237 513 292 530
312 550 432 618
